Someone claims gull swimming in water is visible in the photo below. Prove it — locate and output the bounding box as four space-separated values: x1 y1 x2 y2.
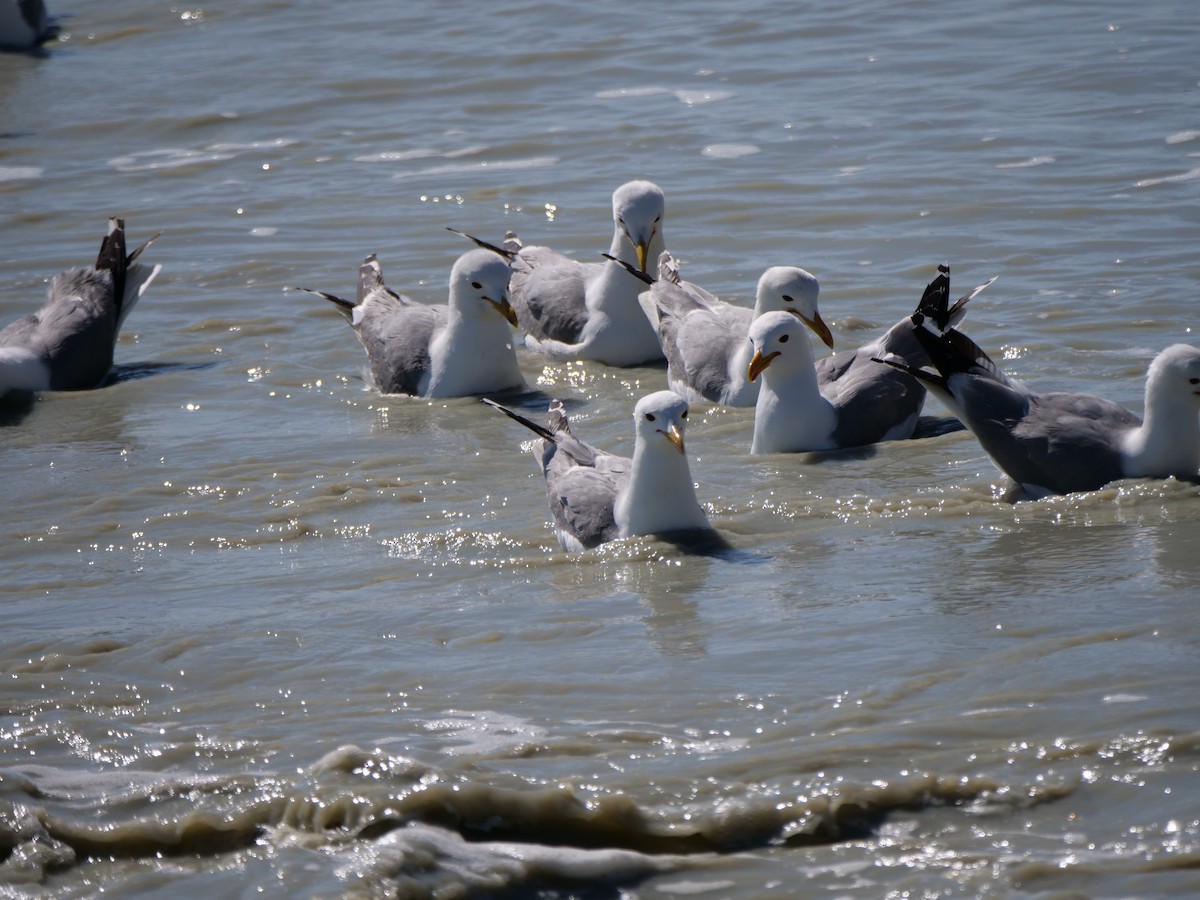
805 264 996 428
0 218 161 398
0 0 56 50
628 252 832 407
741 265 995 453
482 390 714 551
455 181 669 366
297 249 524 398
874 329 1200 498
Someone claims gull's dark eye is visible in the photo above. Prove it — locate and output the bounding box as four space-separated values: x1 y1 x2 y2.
471 281 482 289
653 215 661 224
681 410 688 420
779 334 790 343
782 295 794 303
1190 378 1200 385
645 413 656 422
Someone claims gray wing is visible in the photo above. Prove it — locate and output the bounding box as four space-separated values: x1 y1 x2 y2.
1003 390 1138 494
645 280 746 403
509 246 595 343
356 303 445 395
543 457 624 550
951 375 1139 494
0 268 119 390
542 442 631 549
818 319 925 446
665 311 744 403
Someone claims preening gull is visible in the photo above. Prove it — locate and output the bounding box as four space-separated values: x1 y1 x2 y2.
632 252 832 407
482 391 714 551
457 181 669 366
0 0 56 49
875 329 1200 498
297 249 523 399
0 218 161 398
745 266 995 453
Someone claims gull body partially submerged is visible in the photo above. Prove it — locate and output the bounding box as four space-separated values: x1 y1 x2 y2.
483 391 713 551
877 330 1200 498
0 218 161 398
299 249 523 399
636 253 831 407
458 181 669 367
746 266 993 453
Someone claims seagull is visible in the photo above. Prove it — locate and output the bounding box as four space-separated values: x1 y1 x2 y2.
874 329 1200 498
454 181 669 367
0 0 56 50
630 251 831 407
297 248 524 399
0 218 161 398
743 266 995 453
482 390 714 551
806 264 996 427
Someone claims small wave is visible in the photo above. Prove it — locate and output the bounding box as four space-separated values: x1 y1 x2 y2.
1135 166 1200 188
674 90 735 106
354 145 489 164
391 156 560 180
109 139 296 173
595 86 672 99
996 156 1056 169
0 166 42 182
1165 130 1199 145
701 144 760 159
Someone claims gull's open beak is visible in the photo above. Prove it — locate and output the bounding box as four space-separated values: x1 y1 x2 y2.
788 309 834 349
487 295 519 327
747 349 780 382
659 422 685 454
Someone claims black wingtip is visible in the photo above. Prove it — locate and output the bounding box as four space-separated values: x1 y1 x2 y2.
870 354 948 391
96 218 128 273
482 397 558 443
911 263 952 329
447 227 519 262
294 286 356 314
601 252 655 285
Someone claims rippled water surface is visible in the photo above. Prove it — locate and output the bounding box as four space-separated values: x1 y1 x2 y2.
3 1 1200 896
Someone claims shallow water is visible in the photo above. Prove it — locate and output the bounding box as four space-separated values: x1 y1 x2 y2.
2 0 1200 896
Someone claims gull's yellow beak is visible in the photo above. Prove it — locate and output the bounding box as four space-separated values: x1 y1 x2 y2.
487 296 519 327
789 309 834 349
635 241 649 273
660 422 685 454
747 349 779 382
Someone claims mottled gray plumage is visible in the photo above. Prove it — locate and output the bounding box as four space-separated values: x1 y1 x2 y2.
0 218 161 397
636 255 831 407
299 249 523 399
484 391 712 551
